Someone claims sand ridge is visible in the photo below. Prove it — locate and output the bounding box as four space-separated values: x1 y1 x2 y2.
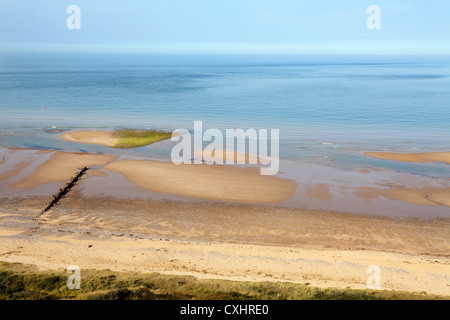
2 148 449 212
104 159 296 204
1 147 450 295
59 130 119 147
1 148 297 204
365 151 450 165
12 152 116 189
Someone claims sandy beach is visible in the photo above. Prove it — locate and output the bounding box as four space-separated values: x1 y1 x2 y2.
0 194 449 295
59 130 119 147
0 144 449 297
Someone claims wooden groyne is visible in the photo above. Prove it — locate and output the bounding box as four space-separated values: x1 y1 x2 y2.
40 167 89 214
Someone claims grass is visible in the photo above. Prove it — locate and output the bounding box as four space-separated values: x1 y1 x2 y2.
111 129 172 148
0 262 447 300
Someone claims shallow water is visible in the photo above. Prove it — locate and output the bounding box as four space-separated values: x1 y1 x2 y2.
1 53 449 177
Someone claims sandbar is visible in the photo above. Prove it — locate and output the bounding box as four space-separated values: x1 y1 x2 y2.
104 159 296 204
59 130 119 147
365 151 450 164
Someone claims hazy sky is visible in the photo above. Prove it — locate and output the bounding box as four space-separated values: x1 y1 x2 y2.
0 0 449 54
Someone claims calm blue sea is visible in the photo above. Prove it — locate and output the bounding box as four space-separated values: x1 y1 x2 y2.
0 53 449 176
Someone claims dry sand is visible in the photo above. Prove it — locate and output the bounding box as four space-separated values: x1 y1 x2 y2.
0 195 449 295
59 130 119 147
353 186 450 207
365 151 450 165
104 159 296 204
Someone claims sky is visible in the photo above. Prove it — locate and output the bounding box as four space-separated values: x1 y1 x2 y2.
0 0 449 54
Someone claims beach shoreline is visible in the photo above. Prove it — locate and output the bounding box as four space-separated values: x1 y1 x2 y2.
1 145 450 216
1 50 450 300
0 195 449 296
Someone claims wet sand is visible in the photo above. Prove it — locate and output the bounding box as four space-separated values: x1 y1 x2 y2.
1 147 450 215
354 186 450 207
365 151 450 165
0 160 33 182
1 148 296 204
194 150 261 164
104 159 296 204
11 152 116 189
0 147 449 296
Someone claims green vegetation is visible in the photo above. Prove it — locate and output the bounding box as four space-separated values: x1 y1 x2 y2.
112 129 172 148
0 262 446 300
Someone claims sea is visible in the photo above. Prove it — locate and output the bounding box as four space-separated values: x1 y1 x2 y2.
1 52 449 178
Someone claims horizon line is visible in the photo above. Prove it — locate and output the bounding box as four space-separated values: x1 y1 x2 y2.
1 41 450 56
